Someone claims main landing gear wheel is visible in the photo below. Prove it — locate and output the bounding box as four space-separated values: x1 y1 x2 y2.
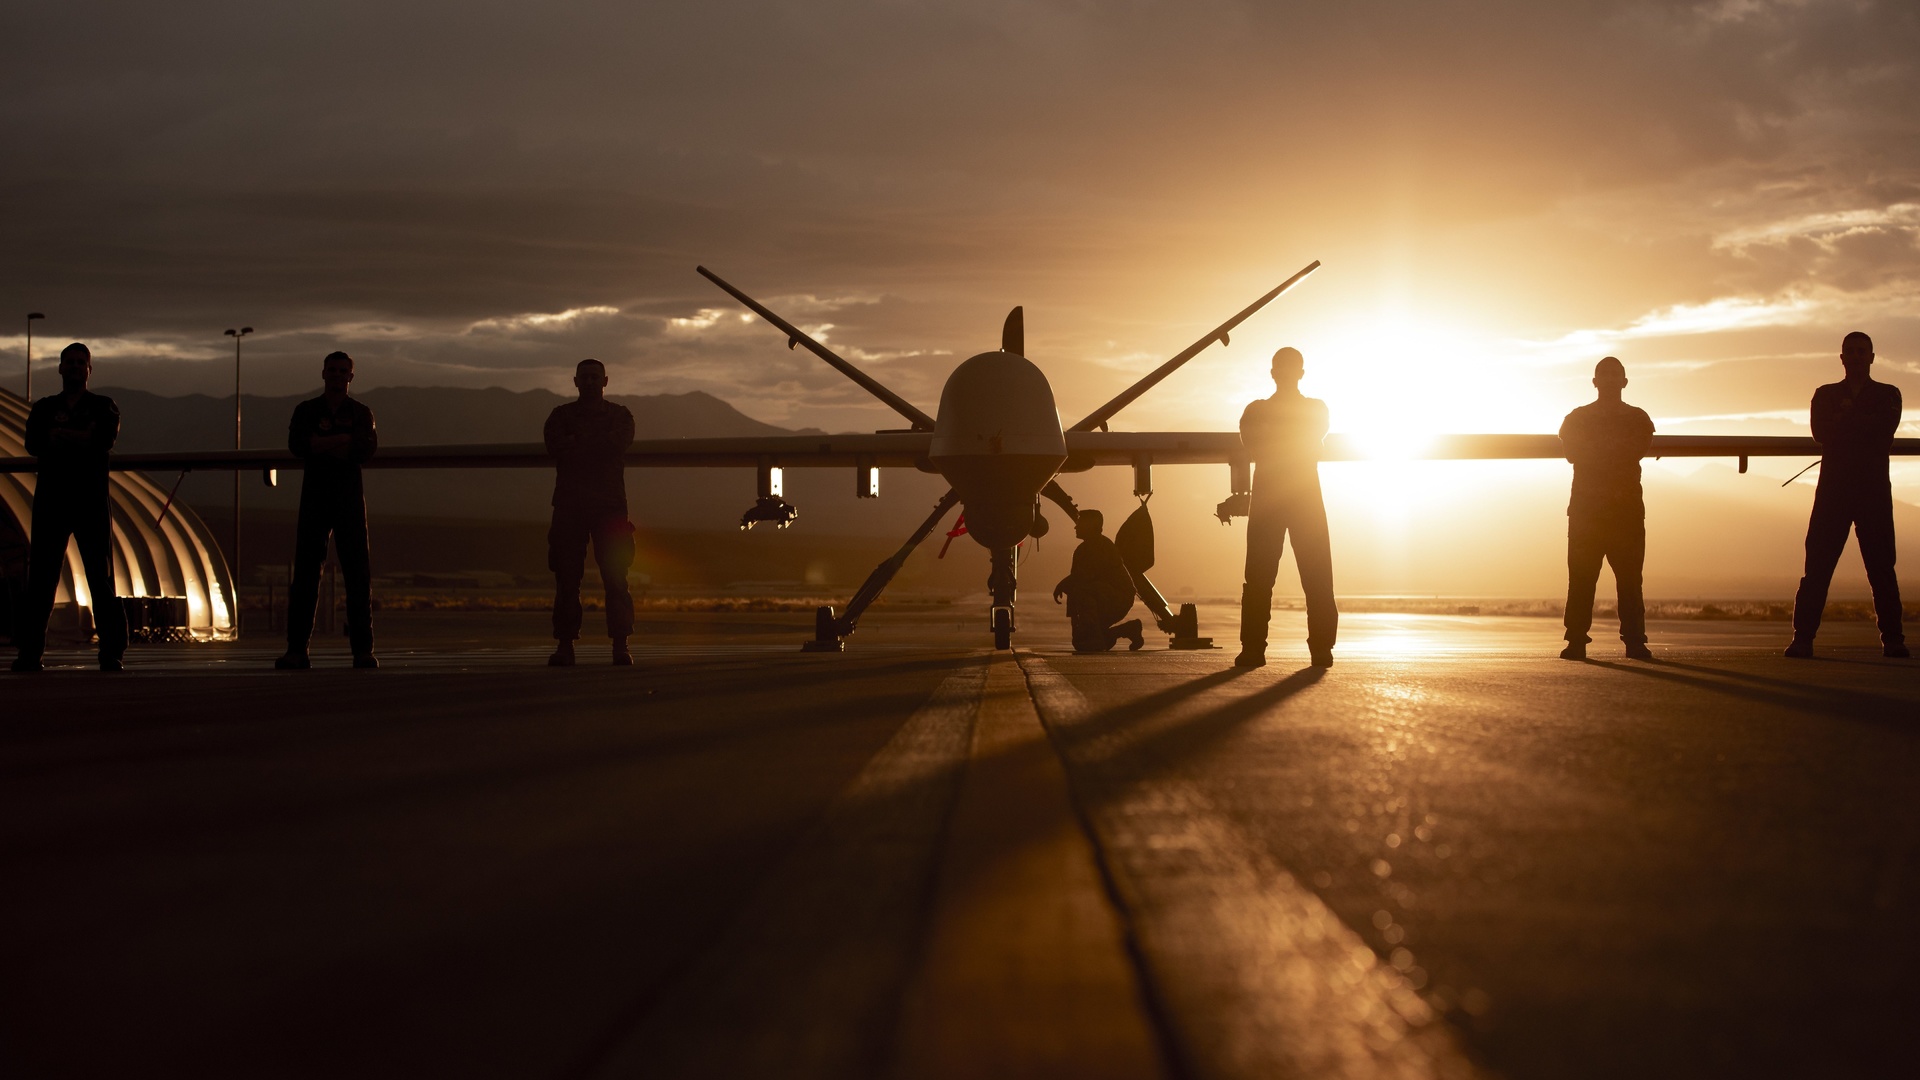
991 606 1013 650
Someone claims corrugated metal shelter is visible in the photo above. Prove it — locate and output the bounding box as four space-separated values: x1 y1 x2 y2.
0 386 235 642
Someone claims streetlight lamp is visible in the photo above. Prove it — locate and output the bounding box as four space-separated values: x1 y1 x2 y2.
225 326 253 636
25 312 44 401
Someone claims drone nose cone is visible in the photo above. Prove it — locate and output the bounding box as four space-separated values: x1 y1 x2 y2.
929 351 1067 550
931 351 1065 459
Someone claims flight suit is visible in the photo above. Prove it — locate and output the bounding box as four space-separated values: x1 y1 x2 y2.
16 391 127 663
1792 379 1904 647
545 398 636 642
1056 533 1136 652
1239 393 1336 655
285 395 378 657
1559 401 1656 646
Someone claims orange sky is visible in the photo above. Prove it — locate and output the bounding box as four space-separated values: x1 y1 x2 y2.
3 1 1917 589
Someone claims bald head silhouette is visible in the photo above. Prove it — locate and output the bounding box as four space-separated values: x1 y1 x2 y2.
1593 356 1628 402
1271 346 1304 390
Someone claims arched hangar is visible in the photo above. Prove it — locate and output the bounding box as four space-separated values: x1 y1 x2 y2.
1 387 236 643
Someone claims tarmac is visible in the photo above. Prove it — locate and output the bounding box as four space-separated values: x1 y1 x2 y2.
1 606 1915 1079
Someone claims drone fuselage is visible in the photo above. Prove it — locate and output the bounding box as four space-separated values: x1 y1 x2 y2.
927 350 1067 549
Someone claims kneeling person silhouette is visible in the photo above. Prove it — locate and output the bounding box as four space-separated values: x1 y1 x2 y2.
1052 510 1144 653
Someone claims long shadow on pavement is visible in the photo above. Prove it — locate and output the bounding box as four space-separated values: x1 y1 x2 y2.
1043 663 1325 781
1583 659 1917 732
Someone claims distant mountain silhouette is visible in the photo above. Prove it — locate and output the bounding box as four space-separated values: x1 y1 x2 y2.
100 385 958 581
102 386 816 452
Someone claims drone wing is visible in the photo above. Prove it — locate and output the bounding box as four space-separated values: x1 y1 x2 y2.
1058 432 1920 470
0 433 940 475
10 432 1912 476
1068 261 1321 433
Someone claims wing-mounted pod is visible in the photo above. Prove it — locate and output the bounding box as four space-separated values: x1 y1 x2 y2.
1215 453 1252 523
740 460 798 529
1113 500 1215 650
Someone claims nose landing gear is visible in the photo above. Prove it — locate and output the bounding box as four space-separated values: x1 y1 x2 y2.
988 545 1018 650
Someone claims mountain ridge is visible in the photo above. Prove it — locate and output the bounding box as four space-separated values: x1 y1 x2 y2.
98 385 821 451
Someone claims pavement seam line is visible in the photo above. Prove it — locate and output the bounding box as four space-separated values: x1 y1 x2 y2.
577 654 990 1080
886 651 1169 1079
1013 649 1198 1080
1018 654 1486 1080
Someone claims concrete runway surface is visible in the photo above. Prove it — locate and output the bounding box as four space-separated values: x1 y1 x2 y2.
1 608 1914 1079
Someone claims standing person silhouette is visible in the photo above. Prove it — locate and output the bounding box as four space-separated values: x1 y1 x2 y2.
545 359 636 667
1559 356 1655 661
1051 509 1144 652
1786 331 1906 658
11 343 128 672
276 351 378 670
1236 346 1335 669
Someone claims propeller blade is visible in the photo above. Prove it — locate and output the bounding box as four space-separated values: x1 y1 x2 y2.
696 266 936 431
1069 260 1321 432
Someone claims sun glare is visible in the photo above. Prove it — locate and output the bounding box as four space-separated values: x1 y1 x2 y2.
1235 309 1568 524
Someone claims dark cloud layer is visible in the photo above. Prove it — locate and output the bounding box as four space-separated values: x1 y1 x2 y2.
4 2 1917 438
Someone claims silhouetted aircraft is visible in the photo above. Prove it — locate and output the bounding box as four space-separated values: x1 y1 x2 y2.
5 262 1917 651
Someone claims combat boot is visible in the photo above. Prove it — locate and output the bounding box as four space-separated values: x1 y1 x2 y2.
1118 619 1145 652
1234 584 1270 668
612 638 633 666
350 632 378 669
548 640 577 667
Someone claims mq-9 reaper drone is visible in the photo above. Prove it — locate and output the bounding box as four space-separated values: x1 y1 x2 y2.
689 260 1326 652
15 261 1901 653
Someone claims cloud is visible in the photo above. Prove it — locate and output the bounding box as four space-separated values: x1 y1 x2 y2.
467 306 624 336
2 0 1917 432
1715 203 1920 250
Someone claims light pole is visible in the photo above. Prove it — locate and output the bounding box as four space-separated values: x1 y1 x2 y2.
225 326 252 636
25 312 44 401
